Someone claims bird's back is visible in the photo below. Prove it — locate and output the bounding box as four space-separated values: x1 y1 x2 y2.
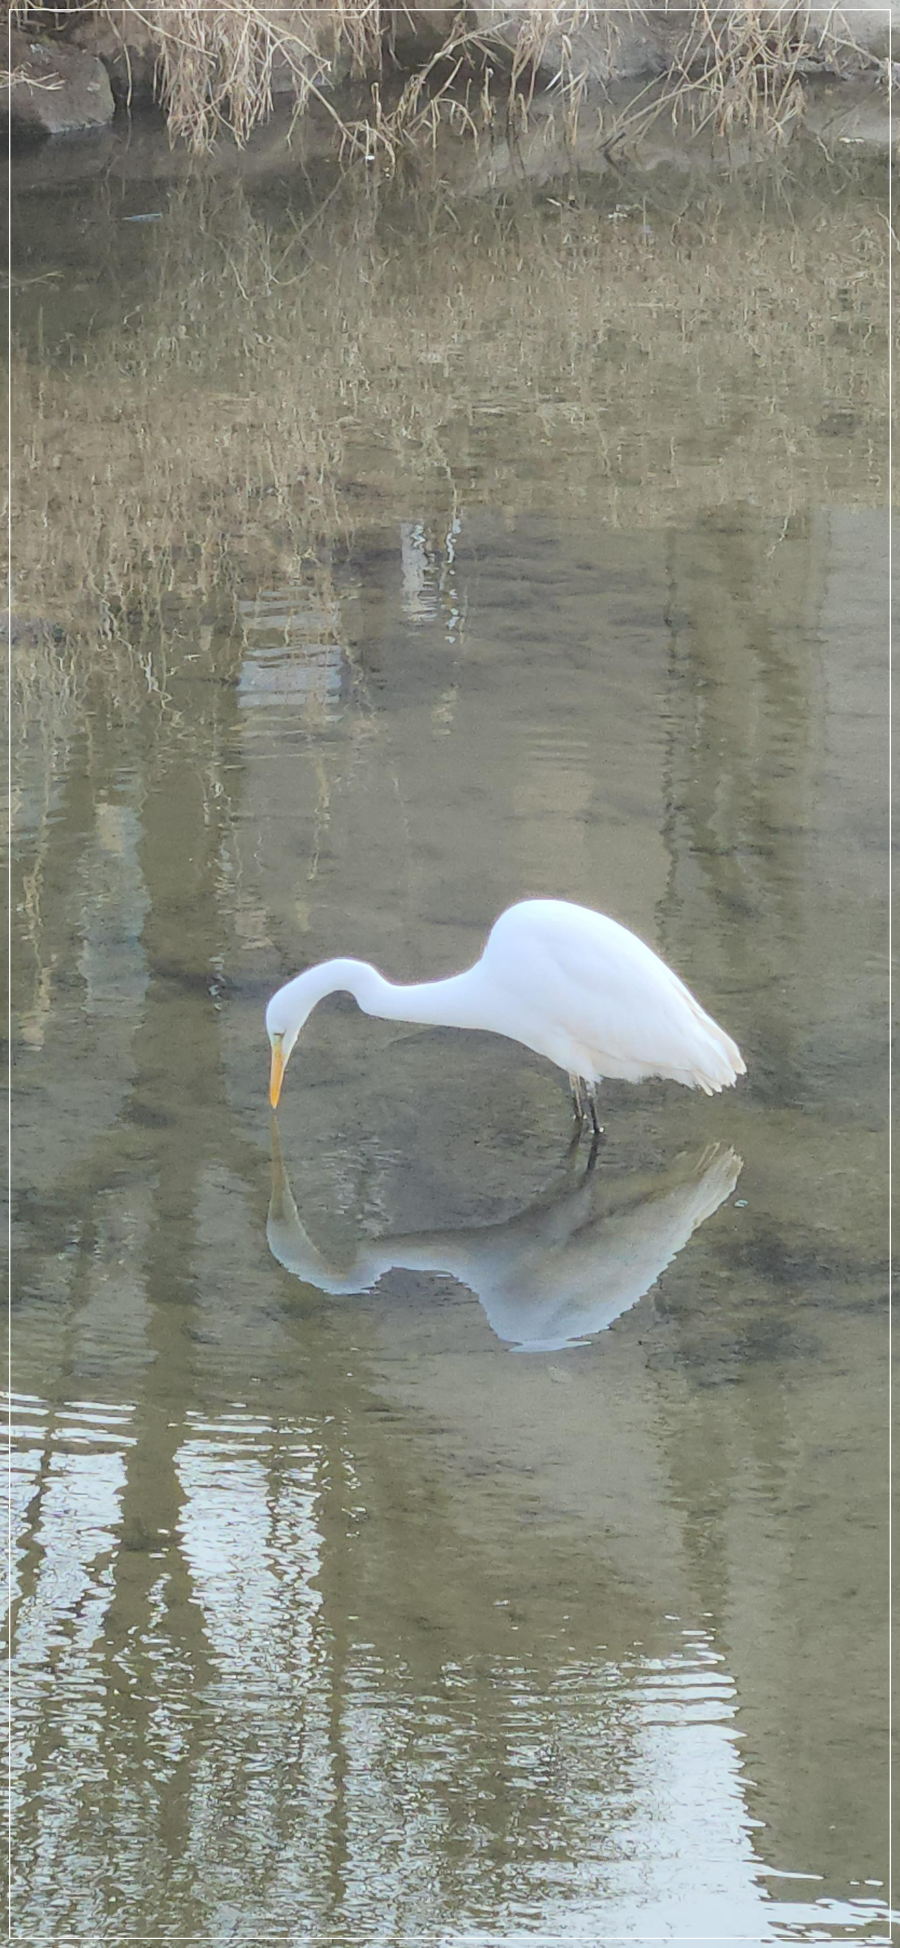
481 900 744 1092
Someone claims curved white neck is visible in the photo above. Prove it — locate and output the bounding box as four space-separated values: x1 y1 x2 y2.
274 956 493 1036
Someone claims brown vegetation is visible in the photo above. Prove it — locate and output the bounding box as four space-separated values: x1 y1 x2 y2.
7 0 886 152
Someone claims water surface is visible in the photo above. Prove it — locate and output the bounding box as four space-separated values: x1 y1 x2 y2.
8 132 890 1943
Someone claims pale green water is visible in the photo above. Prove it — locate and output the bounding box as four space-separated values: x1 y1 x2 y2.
8 133 890 1943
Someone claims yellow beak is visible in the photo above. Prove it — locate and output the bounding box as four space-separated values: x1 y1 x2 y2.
269 1037 285 1108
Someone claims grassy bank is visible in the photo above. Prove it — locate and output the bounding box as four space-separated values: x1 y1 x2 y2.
9 0 886 152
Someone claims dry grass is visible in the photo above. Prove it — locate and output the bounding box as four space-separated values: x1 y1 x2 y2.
668 2 829 138
8 0 593 153
9 0 880 153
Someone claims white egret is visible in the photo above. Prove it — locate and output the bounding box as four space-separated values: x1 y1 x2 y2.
265 898 745 1123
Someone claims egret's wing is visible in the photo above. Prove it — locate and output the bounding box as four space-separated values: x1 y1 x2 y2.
486 902 743 1089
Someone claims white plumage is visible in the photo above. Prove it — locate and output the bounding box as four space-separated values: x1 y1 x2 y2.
265 897 745 1113
478 901 744 1095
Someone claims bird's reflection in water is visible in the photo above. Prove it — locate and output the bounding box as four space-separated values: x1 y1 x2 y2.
268 1129 741 1353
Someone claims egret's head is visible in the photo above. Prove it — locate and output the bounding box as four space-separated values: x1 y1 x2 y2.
266 992 302 1108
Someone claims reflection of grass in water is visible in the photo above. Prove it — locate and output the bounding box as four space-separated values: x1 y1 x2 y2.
10 159 886 661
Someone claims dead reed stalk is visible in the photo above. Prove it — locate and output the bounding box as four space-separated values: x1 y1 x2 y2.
10 0 857 153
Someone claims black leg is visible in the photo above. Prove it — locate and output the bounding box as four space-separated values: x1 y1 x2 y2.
567 1075 605 1153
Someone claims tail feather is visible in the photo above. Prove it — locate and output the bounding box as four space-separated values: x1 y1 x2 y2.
684 1015 746 1094
661 967 745 1093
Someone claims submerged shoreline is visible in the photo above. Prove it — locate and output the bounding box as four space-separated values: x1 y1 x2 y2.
8 124 887 650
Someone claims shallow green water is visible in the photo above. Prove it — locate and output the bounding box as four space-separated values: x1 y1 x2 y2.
8 131 890 1943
